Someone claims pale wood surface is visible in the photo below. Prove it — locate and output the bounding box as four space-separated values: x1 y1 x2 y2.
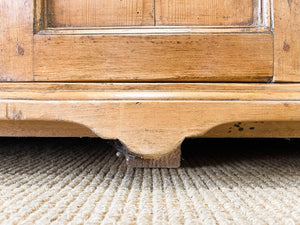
156 0 254 26
0 83 299 101
0 120 298 139
0 0 33 81
0 1 299 167
34 33 273 82
0 100 299 159
2 0 299 83
0 121 97 137
38 26 271 35
0 83 299 159
41 0 264 27
47 0 154 27
274 0 300 82
202 121 300 138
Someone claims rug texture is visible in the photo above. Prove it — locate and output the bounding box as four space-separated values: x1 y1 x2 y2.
0 138 299 225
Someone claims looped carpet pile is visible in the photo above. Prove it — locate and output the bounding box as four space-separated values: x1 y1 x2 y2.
0 138 299 225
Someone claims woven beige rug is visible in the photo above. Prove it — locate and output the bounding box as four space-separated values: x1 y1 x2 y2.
0 138 299 225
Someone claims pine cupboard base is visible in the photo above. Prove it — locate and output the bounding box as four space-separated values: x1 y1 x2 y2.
1 0 300 167
0 83 299 168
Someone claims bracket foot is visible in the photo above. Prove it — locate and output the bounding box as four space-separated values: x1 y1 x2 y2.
111 140 181 168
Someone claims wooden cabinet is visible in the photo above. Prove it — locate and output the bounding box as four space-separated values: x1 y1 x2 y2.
0 0 299 167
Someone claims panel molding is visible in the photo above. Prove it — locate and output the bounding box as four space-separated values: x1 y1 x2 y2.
34 0 272 31
38 26 271 35
253 0 272 27
0 83 299 101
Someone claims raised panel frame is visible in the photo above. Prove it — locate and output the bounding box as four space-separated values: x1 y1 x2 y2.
33 0 274 82
2 0 299 82
34 0 272 30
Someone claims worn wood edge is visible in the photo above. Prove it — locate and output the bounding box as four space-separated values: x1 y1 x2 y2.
1 83 299 90
37 26 272 35
252 0 272 27
0 83 299 101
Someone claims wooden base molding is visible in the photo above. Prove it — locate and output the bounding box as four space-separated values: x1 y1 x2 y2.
0 83 299 167
0 121 299 139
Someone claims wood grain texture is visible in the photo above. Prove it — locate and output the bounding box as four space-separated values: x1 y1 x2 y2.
0 120 298 139
0 83 299 101
0 121 97 137
47 0 154 27
0 100 299 159
274 0 300 82
155 0 254 26
202 121 300 138
38 26 271 35
34 33 273 82
0 83 299 159
0 0 33 81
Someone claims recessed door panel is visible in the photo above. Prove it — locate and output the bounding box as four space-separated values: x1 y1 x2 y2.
43 0 260 27
156 0 254 26
45 0 155 27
